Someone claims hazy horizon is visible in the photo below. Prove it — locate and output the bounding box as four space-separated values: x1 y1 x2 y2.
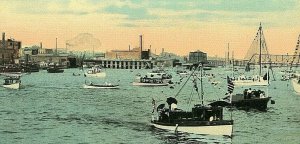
1 0 300 59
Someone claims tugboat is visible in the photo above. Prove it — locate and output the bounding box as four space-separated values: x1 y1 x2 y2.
3 77 21 89
151 64 233 136
209 77 272 111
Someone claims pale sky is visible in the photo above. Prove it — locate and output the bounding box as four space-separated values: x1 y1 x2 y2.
1 0 300 59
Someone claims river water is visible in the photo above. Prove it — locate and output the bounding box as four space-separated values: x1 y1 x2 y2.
0 68 299 144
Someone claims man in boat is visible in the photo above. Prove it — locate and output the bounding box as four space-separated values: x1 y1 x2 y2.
170 103 177 111
152 98 156 113
247 88 252 99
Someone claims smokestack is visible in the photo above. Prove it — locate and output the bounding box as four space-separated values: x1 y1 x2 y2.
140 35 143 51
129 45 130 51
56 38 58 55
2 32 5 49
40 42 42 49
140 34 143 59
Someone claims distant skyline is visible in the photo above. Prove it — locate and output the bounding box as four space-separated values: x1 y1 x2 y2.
1 0 300 59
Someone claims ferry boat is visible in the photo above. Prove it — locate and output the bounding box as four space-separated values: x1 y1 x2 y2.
84 65 106 77
3 77 21 89
151 64 233 136
146 72 172 83
132 73 171 86
132 76 169 86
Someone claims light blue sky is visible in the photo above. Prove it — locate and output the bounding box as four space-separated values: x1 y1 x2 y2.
4 0 299 27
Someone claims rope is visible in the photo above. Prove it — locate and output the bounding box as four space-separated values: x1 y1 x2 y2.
174 65 200 98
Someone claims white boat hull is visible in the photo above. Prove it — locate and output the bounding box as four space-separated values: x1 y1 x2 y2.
3 83 20 89
83 84 119 89
84 72 106 78
151 123 233 136
132 82 168 86
291 78 300 93
233 80 268 86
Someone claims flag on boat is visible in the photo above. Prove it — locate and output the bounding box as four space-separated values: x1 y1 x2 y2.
263 72 269 80
227 76 234 94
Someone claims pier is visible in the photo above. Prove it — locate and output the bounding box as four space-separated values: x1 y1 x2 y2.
84 59 153 69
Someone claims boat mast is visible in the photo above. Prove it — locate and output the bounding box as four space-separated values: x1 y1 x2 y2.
227 43 230 67
290 34 300 70
232 48 234 78
259 23 262 76
200 63 204 105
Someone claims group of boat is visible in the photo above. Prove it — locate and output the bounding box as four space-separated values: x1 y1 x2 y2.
1 23 300 138
150 23 278 137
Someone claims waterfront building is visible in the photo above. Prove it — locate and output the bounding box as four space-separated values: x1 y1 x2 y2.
105 35 150 60
188 50 208 64
0 33 22 64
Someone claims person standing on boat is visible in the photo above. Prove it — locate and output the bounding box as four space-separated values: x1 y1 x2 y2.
247 88 252 98
152 98 156 113
170 103 177 111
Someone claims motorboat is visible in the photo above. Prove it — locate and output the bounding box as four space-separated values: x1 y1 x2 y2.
83 82 119 89
84 65 106 77
209 89 272 111
3 77 21 89
132 75 169 86
47 65 64 73
151 64 233 136
151 102 233 136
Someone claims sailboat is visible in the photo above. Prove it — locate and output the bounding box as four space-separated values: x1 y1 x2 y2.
224 43 233 72
151 64 233 136
232 23 269 86
290 34 300 93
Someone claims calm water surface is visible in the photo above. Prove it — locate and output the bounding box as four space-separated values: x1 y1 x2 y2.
0 68 299 144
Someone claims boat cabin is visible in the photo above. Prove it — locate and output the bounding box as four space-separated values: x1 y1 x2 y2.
139 77 164 84
3 77 20 85
157 104 224 123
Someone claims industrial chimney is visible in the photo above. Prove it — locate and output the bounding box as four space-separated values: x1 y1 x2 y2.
140 35 143 51
56 38 58 55
140 35 143 59
2 32 5 49
40 42 43 49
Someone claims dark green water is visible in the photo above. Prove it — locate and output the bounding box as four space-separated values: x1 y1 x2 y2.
0 68 299 144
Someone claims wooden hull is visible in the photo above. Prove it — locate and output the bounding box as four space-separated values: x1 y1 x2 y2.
151 121 233 136
232 97 271 111
210 97 271 111
291 78 300 93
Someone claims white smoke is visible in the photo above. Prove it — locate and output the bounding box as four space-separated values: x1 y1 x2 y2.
66 33 101 51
